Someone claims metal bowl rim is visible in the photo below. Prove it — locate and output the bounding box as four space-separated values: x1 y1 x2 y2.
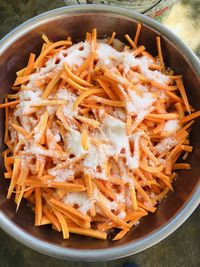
0 4 199 261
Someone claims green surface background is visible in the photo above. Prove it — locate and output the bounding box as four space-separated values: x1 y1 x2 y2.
0 0 199 266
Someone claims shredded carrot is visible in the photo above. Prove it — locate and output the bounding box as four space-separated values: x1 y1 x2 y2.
97 79 117 100
173 163 191 170
25 179 86 192
24 53 35 76
7 157 21 199
0 100 20 109
97 201 129 229
180 111 200 124
54 209 69 239
112 220 135 241
1 27 199 242
151 81 177 91
146 113 179 120
11 123 29 138
76 52 96 75
156 36 164 67
4 97 9 143
125 34 137 49
42 71 61 99
42 34 51 45
50 198 90 222
14 75 30 86
35 187 42 226
84 173 93 198
108 32 116 45
134 23 142 46
175 78 191 114
43 206 61 231
34 40 72 68
73 89 104 109
64 63 93 87
68 226 107 240
130 183 138 211
134 45 145 56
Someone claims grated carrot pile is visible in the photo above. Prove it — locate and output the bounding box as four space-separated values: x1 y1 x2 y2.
0 25 199 241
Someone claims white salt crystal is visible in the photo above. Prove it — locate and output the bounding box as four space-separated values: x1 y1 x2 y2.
57 88 78 118
118 211 126 219
163 119 180 133
48 168 74 182
126 90 156 122
63 192 93 214
67 128 84 157
155 136 177 153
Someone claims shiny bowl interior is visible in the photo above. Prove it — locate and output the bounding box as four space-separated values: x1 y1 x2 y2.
0 5 200 262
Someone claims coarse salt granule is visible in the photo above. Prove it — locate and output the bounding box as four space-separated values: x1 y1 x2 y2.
155 136 177 153
163 119 180 133
63 192 93 214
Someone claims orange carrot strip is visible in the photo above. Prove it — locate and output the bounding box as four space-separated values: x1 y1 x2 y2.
97 79 117 100
34 40 72 68
16 185 25 211
25 179 86 192
43 206 61 231
69 226 107 240
4 172 12 179
17 164 29 185
61 74 94 92
173 163 191 170
156 36 164 67
4 97 9 143
97 201 129 229
151 81 177 91
146 113 179 120
134 45 145 56
138 202 157 213
76 115 100 128
134 23 142 46
24 53 35 76
112 220 135 241
14 76 30 86
94 179 115 200
34 187 42 226
73 89 103 109
108 32 116 45
84 173 93 198
157 173 173 191
42 34 51 45
175 102 185 118
0 100 20 109
7 157 21 199
11 123 29 138
64 63 93 87
125 34 137 49
54 209 69 239
31 100 67 106
34 111 49 143
42 71 61 99
165 91 184 103
90 96 125 107
81 129 89 151
130 183 138 210
76 52 96 75
49 198 90 222
154 188 169 201
175 78 191 114
180 111 200 124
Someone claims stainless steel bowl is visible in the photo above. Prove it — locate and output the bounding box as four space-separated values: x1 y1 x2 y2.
0 5 199 262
